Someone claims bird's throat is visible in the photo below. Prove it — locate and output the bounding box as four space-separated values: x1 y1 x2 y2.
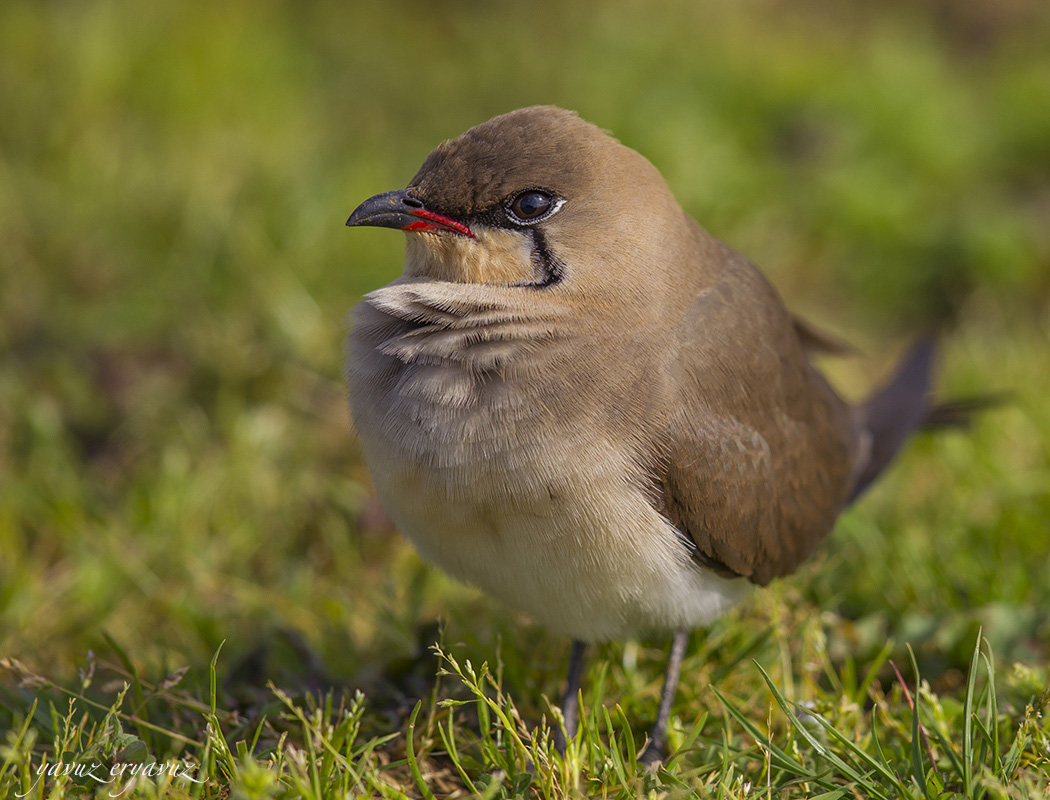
404 228 538 285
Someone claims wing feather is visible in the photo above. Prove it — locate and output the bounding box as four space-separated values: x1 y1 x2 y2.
657 250 858 586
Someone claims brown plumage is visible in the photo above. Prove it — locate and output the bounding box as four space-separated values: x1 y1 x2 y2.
343 106 957 763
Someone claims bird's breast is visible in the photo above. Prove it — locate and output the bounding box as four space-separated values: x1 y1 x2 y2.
346 281 593 501
345 280 745 639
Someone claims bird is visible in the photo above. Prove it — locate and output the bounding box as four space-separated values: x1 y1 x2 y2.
343 105 965 764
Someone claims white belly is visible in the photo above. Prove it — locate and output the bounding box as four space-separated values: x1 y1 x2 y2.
365 442 747 642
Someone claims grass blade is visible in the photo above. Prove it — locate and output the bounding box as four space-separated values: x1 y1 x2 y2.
711 684 838 791
406 701 438 800
754 663 896 799
962 628 983 796
904 647 928 796
981 649 1000 781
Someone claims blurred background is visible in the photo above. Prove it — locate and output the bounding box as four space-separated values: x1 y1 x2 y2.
1 0 1048 692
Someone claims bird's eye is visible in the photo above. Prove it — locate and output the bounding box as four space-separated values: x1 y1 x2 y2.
508 190 555 223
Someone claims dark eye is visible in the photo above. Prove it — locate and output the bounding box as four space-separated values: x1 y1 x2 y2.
508 190 554 222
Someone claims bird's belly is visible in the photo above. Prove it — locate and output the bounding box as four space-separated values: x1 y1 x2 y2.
364 433 747 642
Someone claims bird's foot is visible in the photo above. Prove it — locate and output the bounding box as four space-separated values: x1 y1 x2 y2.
637 739 665 768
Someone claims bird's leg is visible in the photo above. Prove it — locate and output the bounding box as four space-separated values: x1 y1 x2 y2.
638 629 689 766
554 639 587 753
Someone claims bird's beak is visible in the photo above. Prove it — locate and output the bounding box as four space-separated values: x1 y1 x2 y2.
346 189 474 239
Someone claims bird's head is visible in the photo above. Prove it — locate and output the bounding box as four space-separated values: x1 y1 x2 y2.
347 106 709 315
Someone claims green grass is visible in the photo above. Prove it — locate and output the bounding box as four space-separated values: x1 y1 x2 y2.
2 0 1049 796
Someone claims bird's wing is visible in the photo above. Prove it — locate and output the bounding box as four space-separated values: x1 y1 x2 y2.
791 315 860 357
656 252 859 586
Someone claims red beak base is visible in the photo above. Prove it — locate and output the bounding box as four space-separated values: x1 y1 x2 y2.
346 190 474 238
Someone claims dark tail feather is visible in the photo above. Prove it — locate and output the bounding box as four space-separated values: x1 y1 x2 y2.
921 393 1009 429
848 338 937 503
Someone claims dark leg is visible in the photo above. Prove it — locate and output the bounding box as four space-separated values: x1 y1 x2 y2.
554 639 587 753
638 629 689 766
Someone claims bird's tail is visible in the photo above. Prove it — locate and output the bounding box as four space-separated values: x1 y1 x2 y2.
847 337 1002 503
920 395 1006 429
848 338 936 503
843 335 1002 504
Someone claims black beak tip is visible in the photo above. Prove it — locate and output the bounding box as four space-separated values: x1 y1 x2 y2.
345 189 413 231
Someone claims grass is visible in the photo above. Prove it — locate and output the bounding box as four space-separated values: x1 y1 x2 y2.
2 0 1049 796
3 629 1049 797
